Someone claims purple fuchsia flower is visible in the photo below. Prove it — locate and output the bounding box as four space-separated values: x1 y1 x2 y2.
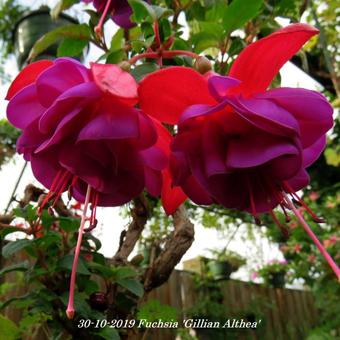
6 58 167 317
138 24 340 280
83 0 142 35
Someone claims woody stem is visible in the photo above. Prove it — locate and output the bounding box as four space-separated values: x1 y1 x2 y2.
66 185 92 319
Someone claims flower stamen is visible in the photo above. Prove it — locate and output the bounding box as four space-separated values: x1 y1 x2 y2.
284 182 325 223
282 191 340 282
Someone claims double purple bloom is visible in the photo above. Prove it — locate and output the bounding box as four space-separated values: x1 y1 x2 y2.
6 58 166 207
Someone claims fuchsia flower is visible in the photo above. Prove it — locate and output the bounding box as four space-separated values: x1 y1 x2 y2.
6 57 167 317
139 24 339 280
83 0 144 35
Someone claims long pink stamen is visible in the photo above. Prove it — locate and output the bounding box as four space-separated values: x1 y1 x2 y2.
37 170 63 214
94 0 113 38
283 192 340 282
66 185 92 319
284 182 324 223
246 176 261 225
51 173 72 209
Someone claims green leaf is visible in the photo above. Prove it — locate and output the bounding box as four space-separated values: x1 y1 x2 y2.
13 204 36 222
106 50 125 64
223 0 263 33
60 292 104 319
0 227 27 238
58 217 80 232
114 266 138 280
0 293 33 311
228 37 246 56
110 29 125 52
0 314 20 340
58 255 91 275
137 300 178 322
131 63 159 82
116 278 144 297
0 261 29 276
324 147 340 167
159 18 172 42
87 262 115 278
96 326 120 340
191 32 220 53
29 24 91 61
84 280 100 295
128 0 156 23
83 233 102 251
2 239 31 258
57 37 88 57
51 0 77 19
152 5 173 20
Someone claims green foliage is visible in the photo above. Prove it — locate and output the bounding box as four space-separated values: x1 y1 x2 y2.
207 248 246 268
222 0 264 33
128 0 173 23
29 24 91 60
0 119 20 168
0 314 20 340
2 239 31 258
51 0 78 19
137 299 178 322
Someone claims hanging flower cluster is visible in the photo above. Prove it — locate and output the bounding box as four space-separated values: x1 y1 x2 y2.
5 23 338 318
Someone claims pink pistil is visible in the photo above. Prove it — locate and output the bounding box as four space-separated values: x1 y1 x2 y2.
283 192 340 282
66 185 92 319
94 0 113 38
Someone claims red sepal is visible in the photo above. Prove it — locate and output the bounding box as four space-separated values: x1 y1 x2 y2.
229 24 319 96
6 60 53 100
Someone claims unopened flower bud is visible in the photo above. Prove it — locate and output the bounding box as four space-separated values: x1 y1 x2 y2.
119 61 131 72
89 292 108 311
194 56 212 74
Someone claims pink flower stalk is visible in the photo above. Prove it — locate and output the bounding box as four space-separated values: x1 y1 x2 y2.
6 58 168 317
138 24 339 281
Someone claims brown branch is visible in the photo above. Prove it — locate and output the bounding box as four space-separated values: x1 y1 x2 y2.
143 205 194 292
112 194 149 265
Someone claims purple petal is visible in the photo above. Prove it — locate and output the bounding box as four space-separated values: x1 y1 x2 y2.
226 132 299 169
39 82 101 134
35 106 85 153
135 111 157 149
225 96 300 137
77 101 139 141
303 135 326 168
30 148 63 189
179 100 227 125
140 146 167 171
17 118 47 156
144 167 162 197
259 87 333 147
286 168 310 191
7 85 46 129
181 175 213 205
208 75 240 101
36 59 91 107
202 121 227 177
